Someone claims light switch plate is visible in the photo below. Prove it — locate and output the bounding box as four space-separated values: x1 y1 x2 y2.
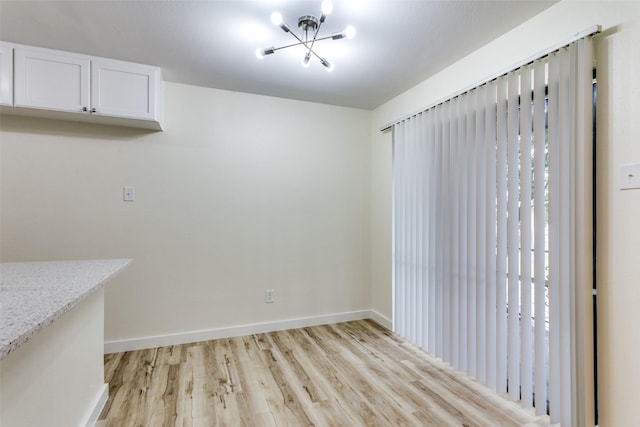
620 163 640 190
123 186 136 201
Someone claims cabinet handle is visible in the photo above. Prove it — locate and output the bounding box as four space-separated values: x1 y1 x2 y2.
82 107 88 112
91 108 97 113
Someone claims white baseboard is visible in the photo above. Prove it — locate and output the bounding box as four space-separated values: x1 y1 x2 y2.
104 309 388 354
368 309 393 330
83 383 108 427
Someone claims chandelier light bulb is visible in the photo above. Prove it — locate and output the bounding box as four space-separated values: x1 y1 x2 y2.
270 11 283 26
255 47 275 59
320 58 334 72
302 52 311 67
321 0 333 16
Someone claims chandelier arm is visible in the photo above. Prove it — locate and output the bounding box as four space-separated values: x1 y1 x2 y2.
306 47 325 63
307 19 324 53
273 41 323 65
271 34 336 52
272 40 310 51
306 34 335 43
283 24 337 49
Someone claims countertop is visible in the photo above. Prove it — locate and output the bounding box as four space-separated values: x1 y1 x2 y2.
0 259 132 360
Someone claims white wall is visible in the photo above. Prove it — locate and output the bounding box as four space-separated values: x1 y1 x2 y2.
369 127 392 320
370 1 640 425
0 82 372 343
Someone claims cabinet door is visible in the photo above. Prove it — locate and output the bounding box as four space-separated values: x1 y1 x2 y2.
0 45 13 106
91 60 159 121
14 48 90 112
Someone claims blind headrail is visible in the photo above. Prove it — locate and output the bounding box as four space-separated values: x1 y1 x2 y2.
379 25 601 133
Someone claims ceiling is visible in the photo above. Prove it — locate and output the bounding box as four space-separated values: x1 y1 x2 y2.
0 0 556 110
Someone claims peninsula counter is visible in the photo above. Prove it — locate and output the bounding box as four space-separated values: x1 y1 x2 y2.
0 259 131 427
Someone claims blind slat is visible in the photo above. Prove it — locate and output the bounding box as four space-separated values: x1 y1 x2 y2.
533 58 548 416
458 93 469 372
409 117 417 345
476 84 488 384
428 109 437 352
418 113 427 350
442 101 452 363
507 70 521 401
496 75 509 394
520 65 534 408
466 89 477 377
485 80 498 391
547 50 561 424
450 96 460 368
434 105 444 359
559 45 573 427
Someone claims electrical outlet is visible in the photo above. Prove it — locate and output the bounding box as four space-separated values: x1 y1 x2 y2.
265 290 275 304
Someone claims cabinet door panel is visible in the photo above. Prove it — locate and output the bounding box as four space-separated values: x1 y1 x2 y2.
0 45 13 106
14 49 90 112
91 60 158 120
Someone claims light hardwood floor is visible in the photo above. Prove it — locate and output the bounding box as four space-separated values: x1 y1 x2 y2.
97 320 550 427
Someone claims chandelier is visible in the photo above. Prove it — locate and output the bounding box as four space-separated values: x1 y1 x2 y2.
255 0 355 72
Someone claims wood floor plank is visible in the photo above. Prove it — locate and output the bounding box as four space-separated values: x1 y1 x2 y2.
238 335 287 425
302 325 421 426
330 324 454 425
157 344 182 365
262 340 317 426
355 320 538 426
294 327 393 426
335 321 488 426
161 364 179 427
285 328 367 426
239 335 300 426
174 354 193 426
99 320 551 427
268 331 357 427
102 350 146 421
227 336 272 426
269 331 328 403
210 339 244 426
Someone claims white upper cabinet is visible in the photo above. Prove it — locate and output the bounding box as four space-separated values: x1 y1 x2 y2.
4 43 163 130
14 48 90 112
0 44 13 106
91 60 160 121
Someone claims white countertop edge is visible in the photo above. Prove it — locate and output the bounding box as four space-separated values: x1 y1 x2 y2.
0 259 132 360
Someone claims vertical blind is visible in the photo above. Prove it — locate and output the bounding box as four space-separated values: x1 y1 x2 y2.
392 37 594 426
